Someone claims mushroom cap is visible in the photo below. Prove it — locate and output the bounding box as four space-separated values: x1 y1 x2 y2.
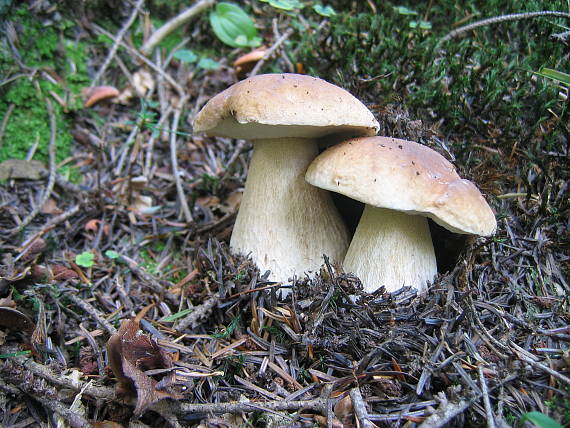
305 136 497 236
192 73 379 140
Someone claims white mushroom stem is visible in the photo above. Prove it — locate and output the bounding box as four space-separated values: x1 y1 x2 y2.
231 138 349 283
343 206 437 293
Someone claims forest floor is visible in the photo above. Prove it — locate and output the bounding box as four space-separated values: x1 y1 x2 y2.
0 1 569 427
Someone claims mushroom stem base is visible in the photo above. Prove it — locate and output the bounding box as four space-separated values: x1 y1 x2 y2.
231 138 349 285
343 206 437 293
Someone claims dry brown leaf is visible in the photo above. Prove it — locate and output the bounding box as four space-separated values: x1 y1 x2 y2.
51 264 80 280
233 48 266 79
92 422 125 428
107 313 183 416
0 307 35 334
41 198 62 214
333 393 354 426
0 298 16 308
84 219 101 232
83 86 120 108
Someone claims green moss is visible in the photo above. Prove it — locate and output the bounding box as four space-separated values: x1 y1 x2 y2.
296 0 568 190
0 6 90 165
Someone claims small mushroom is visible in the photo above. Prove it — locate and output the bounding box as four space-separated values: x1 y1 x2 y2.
193 73 379 285
305 136 496 293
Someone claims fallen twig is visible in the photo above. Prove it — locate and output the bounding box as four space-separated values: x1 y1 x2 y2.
440 11 570 43
350 387 375 428
8 98 57 235
169 95 193 223
141 0 216 56
67 293 117 336
92 24 185 96
175 293 219 332
250 28 294 77
514 349 570 386
0 103 14 148
478 365 496 428
91 0 145 86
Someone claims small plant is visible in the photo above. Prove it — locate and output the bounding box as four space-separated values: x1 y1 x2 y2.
209 2 261 48
534 67 570 87
519 411 563 428
161 308 193 322
75 251 95 268
393 5 432 30
173 49 221 70
210 314 241 339
259 0 304 11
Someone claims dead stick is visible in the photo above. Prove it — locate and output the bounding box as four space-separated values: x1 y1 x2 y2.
350 387 375 428
178 396 328 414
92 24 185 96
515 351 570 386
8 98 57 235
67 293 117 336
20 358 115 400
250 28 294 76
169 95 193 223
0 103 14 148
478 365 496 428
92 0 145 86
440 11 570 43
28 389 93 428
175 294 219 332
141 0 215 56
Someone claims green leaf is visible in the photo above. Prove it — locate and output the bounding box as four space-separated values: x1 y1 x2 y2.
210 314 241 339
161 308 193 322
75 251 95 268
173 49 198 63
535 67 570 87
520 412 563 428
209 2 261 48
409 20 432 30
0 350 31 359
260 0 304 11
313 4 336 17
105 250 120 259
198 57 221 70
393 6 417 15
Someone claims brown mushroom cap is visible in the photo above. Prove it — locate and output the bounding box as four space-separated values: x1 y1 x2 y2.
193 73 379 140
306 136 497 236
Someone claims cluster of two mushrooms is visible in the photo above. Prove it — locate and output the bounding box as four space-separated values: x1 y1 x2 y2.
193 74 496 295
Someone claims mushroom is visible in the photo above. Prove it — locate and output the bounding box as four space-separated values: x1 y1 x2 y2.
305 136 496 293
193 73 379 284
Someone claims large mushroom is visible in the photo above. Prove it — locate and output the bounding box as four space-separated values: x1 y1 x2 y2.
305 136 496 293
193 73 379 283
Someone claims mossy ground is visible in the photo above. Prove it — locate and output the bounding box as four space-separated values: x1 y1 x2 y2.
0 6 89 165
297 0 568 188
0 1 568 426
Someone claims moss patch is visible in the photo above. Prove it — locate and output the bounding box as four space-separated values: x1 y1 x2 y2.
0 6 90 165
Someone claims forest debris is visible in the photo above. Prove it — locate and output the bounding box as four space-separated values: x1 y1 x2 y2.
107 311 183 415
0 307 35 334
83 86 120 108
0 159 46 180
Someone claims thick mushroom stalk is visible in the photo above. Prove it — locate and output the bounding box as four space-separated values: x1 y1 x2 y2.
232 138 348 281
343 206 437 293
